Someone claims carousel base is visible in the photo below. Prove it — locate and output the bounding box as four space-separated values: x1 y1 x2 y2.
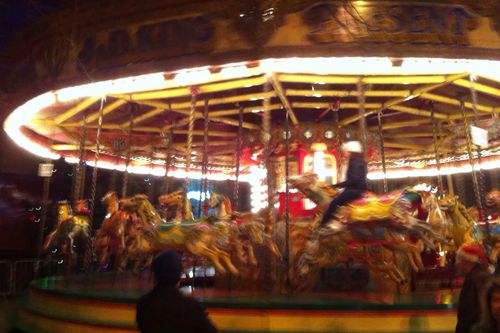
14 274 459 333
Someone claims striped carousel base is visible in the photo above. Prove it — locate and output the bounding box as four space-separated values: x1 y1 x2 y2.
14 276 459 333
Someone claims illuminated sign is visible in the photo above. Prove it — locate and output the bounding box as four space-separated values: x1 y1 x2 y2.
303 151 337 209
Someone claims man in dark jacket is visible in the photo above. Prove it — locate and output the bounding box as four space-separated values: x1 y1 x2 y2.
136 250 218 333
320 141 367 225
456 246 492 333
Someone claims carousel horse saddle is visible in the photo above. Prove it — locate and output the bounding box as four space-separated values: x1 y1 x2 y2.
159 219 201 232
339 192 404 222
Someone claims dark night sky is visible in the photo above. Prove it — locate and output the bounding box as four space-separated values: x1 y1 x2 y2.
0 1 63 175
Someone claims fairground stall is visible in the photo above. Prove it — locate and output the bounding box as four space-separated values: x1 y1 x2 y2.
4 0 500 332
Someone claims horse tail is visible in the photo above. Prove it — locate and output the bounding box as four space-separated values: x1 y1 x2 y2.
222 195 232 214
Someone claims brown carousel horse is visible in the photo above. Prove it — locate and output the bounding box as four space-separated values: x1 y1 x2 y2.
206 191 281 263
43 200 91 257
94 191 137 269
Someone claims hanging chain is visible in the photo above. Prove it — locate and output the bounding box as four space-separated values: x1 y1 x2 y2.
109 157 118 192
185 86 198 202
454 173 467 203
377 112 388 194
74 115 87 206
460 96 484 212
233 104 244 211
85 97 105 278
470 75 487 209
357 80 367 154
431 102 444 197
122 106 135 198
70 163 78 203
491 168 500 191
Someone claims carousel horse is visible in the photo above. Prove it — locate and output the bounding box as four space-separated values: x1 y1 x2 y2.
206 192 281 262
439 194 483 248
486 190 500 216
94 191 136 268
289 174 446 248
286 174 446 289
290 231 418 291
158 190 194 220
116 194 239 275
43 201 91 257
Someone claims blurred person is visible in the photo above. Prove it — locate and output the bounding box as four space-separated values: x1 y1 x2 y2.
473 276 500 333
456 246 493 333
320 141 367 225
136 250 217 333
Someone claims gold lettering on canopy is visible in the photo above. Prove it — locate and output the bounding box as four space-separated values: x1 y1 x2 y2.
76 15 216 72
303 2 478 45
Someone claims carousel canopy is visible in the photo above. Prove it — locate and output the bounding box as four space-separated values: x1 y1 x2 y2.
4 57 500 178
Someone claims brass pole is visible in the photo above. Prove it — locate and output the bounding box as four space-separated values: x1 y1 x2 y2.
431 102 444 197
357 80 367 154
86 97 105 279
122 105 136 198
377 112 388 194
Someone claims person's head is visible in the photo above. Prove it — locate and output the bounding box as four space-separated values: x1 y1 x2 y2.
456 245 489 275
341 141 364 160
477 277 500 331
152 250 183 287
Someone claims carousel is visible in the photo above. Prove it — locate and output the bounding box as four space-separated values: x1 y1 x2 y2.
5 0 500 332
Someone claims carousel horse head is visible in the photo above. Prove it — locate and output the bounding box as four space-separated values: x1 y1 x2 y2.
207 192 222 209
158 191 184 207
439 194 460 212
101 191 119 212
289 173 319 191
120 194 150 212
288 173 339 209
486 190 500 208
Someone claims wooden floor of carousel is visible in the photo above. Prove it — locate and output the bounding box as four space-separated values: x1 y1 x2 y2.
12 271 460 333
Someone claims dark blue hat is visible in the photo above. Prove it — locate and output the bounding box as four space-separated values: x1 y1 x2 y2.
152 250 182 286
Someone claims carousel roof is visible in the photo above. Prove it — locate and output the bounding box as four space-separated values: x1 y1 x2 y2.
5 57 500 177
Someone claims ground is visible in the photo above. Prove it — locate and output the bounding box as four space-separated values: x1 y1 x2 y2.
0 297 17 333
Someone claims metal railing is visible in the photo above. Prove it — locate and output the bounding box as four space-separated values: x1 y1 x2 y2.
0 261 13 295
0 259 63 295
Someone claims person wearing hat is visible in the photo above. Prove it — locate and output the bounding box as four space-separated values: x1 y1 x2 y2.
320 141 367 225
136 250 218 333
456 245 493 333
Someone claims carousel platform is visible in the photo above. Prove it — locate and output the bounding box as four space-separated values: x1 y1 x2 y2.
13 274 459 333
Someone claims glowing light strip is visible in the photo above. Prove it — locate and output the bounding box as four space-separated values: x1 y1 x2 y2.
7 57 500 164
3 93 60 159
64 157 254 181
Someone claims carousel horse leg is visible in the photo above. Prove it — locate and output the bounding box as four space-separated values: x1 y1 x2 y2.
244 242 258 266
218 250 239 275
43 231 57 251
186 241 227 274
